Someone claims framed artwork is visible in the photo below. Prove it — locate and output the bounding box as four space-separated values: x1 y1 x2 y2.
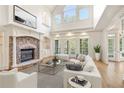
13 5 37 29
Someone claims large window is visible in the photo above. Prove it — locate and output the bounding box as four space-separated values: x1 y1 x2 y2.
54 38 89 55
80 38 88 55
69 39 77 54
122 19 124 33
120 19 124 57
55 40 61 54
120 37 124 57
54 14 61 25
79 8 89 20
108 38 115 57
64 5 76 23
63 40 69 54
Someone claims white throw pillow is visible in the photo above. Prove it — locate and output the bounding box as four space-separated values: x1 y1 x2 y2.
85 55 92 62
83 64 94 72
77 54 85 62
70 59 80 64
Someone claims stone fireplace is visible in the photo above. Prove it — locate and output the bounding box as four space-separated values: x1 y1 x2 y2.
9 36 40 68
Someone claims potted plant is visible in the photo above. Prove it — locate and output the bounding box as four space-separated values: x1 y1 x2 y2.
94 44 101 61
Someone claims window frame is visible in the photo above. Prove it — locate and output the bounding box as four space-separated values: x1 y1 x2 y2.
63 5 77 23
54 40 61 54
54 14 62 25
79 7 89 20
80 38 89 55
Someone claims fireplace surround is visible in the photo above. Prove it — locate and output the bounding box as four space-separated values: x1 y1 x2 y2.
9 36 40 68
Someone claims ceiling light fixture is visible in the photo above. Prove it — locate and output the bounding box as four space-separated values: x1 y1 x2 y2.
81 32 88 35
66 32 73 36
55 34 60 37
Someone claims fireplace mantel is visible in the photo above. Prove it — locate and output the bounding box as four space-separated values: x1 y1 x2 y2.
4 23 43 39
4 24 41 69
13 59 40 68
0 20 52 70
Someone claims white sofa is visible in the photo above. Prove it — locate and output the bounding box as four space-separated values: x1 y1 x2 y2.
0 68 37 88
56 54 70 61
63 55 102 88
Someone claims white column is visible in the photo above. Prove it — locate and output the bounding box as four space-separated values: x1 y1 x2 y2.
12 36 16 67
101 30 109 64
115 32 120 61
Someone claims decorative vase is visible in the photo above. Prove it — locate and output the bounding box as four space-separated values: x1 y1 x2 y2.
95 53 100 61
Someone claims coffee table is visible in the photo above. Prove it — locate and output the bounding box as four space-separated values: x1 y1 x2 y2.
38 60 64 75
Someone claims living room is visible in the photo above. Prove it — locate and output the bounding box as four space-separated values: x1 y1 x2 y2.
0 1 124 90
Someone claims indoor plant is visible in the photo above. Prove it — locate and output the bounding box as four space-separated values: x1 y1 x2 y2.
94 44 101 61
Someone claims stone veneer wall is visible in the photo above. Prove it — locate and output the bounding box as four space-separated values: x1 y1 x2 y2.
9 36 13 69
9 36 40 67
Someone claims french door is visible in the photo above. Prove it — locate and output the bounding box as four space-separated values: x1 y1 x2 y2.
120 37 124 60
108 35 115 61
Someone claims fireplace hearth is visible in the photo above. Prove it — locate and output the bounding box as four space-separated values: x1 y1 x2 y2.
21 48 35 62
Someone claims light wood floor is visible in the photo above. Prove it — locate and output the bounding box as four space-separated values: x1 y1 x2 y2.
95 61 124 88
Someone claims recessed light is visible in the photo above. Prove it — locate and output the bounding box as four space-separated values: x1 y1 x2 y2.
55 34 60 37
66 32 73 36
81 33 87 35
108 34 115 37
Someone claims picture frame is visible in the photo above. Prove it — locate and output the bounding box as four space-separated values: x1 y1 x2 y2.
13 5 37 29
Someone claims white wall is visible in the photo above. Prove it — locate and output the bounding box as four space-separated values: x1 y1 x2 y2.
88 31 102 59
0 5 51 34
13 5 51 33
0 5 8 26
101 29 108 64
93 5 106 28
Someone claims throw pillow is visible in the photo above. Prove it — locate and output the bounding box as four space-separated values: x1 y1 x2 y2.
83 64 94 72
77 54 85 62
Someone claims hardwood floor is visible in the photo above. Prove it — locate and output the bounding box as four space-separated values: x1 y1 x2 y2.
95 61 124 88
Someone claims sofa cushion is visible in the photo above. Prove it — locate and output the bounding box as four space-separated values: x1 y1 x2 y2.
83 64 94 72
17 72 29 82
77 54 85 62
83 55 95 72
0 69 18 87
70 59 80 63
85 55 92 63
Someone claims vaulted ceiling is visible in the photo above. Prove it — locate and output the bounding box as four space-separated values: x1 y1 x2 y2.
95 5 123 31
43 5 56 12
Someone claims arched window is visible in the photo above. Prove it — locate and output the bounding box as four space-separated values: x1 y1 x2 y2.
64 5 76 23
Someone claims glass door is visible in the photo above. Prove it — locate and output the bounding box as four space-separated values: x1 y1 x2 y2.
63 40 69 54
69 39 77 55
120 37 124 59
108 34 115 61
80 38 88 55
55 40 61 54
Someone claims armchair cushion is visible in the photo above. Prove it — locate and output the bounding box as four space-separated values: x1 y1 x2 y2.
0 68 37 88
0 69 18 88
17 72 29 82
